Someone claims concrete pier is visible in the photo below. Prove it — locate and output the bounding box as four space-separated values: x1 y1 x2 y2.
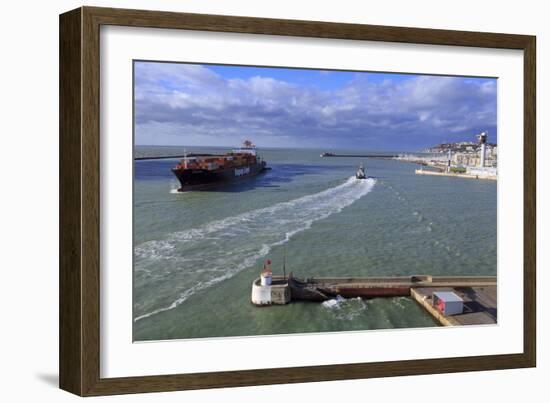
415 169 497 181
251 274 497 326
411 285 497 326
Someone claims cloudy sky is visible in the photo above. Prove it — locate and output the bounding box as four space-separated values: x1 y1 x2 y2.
134 61 497 151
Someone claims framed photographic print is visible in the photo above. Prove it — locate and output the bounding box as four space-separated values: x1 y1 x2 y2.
59 6 536 396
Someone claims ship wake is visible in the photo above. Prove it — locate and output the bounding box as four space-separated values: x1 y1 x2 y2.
134 176 376 322
322 296 369 321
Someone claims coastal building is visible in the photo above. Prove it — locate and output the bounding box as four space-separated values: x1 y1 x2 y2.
415 131 498 170
403 131 498 180
478 131 488 167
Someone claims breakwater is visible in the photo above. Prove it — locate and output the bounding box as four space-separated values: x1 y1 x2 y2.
251 274 497 326
321 154 398 158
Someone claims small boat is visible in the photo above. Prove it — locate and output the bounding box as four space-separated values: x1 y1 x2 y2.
356 163 366 179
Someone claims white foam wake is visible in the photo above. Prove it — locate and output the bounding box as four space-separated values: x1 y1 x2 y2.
322 295 368 320
134 177 376 322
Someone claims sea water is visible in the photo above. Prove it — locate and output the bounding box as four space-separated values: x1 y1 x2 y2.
133 146 497 341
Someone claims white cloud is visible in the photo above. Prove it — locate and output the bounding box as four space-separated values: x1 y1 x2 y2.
134 62 497 149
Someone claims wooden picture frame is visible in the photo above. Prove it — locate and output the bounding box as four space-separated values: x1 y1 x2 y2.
59 6 536 396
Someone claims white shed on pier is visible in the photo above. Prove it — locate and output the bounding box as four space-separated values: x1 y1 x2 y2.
433 291 464 316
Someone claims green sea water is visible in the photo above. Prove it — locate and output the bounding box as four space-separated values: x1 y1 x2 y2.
133 146 497 341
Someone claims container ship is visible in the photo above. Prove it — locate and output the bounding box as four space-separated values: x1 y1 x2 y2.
171 140 269 192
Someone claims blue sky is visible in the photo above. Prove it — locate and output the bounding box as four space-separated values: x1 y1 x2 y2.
134 61 497 151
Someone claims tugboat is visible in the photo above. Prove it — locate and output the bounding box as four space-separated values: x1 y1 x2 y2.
171 140 269 192
356 163 367 179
